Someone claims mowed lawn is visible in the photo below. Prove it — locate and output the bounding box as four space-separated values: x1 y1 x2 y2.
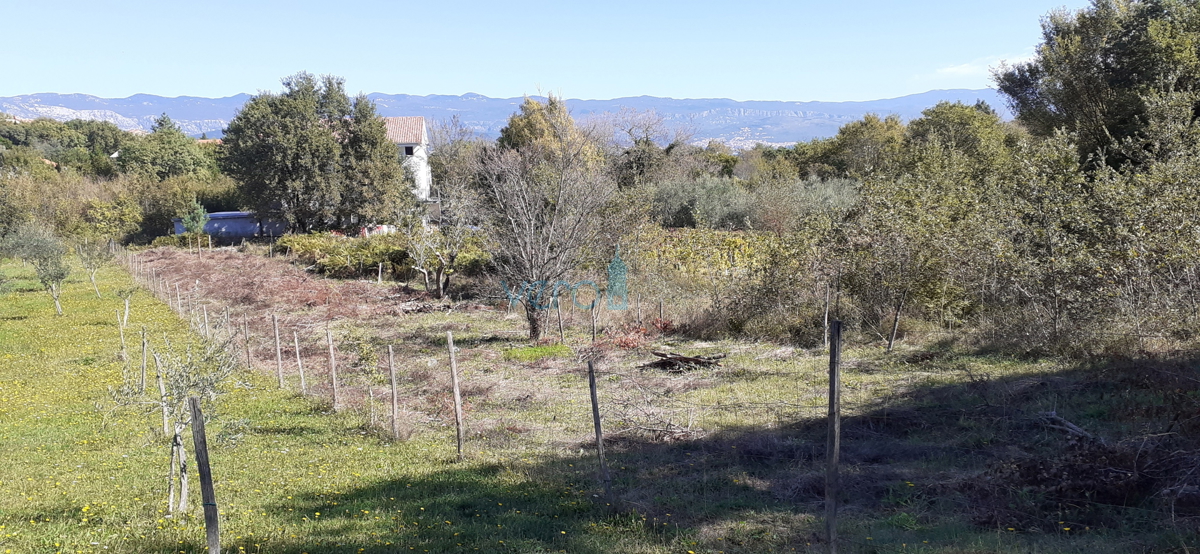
1 255 1186 553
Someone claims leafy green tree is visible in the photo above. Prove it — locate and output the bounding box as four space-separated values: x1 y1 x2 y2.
221 72 409 232
995 0 1200 165
181 197 209 234
0 145 57 180
117 115 208 180
0 180 28 238
652 175 752 229
906 101 1013 169
80 196 143 241
829 114 905 178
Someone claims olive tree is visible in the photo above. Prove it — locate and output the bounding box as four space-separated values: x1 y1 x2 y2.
3 222 71 315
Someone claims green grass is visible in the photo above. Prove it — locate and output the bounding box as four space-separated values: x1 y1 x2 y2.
0 255 1195 553
502 344 573 363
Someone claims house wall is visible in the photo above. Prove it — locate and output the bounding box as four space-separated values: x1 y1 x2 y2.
400 141 432 201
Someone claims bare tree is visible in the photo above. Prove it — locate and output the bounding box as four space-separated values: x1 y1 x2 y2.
478 101 621 340
402 116 488 299
76 239 112 298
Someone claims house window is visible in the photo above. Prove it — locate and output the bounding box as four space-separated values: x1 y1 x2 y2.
404 146 414 156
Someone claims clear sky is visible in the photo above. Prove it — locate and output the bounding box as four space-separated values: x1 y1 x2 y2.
7 0 1092 102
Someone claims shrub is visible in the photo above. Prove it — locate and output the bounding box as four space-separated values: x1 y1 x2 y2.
651 175 753 229
150 232 210 248
277 233 411 278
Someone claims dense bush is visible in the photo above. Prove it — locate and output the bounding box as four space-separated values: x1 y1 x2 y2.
276 233 411 278
651 175 752 229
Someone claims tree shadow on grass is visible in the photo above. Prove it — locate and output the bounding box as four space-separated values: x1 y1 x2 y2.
117 349 1200 553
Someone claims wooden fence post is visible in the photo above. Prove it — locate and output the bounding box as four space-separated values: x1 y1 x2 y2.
188 397 220 554
327 327 339 411
294 331 306 395
825 320 843 554
378 262 383 283
202 305 210 339
154 354 169 436
242 317 252 370
587 361 613 503
116 310 128 361
447 332 464 462
272 314 284 388
388 345 399 440
140 327 148 394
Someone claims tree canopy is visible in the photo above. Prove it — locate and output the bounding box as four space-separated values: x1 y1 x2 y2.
220 72 412 232
995 0 1200 165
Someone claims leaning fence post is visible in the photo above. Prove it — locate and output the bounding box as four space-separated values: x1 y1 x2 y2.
242 317 252 370
447 332 465 462
116 310 128 361
825 320 843 554
188 397 221 554
293 331 307 395
587 361 613 503
388 345 399 440
327 327 339 411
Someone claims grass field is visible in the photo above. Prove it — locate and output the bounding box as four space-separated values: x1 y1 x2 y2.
1 251 1196 553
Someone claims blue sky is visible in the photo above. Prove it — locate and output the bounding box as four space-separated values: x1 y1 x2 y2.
8 0 1091 102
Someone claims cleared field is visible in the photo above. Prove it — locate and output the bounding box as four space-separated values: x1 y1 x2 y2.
0 250 1194 553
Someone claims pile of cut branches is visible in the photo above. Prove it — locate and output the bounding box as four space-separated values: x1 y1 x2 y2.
642 351 725 372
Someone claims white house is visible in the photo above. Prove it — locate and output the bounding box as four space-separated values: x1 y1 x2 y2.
383 116 432 201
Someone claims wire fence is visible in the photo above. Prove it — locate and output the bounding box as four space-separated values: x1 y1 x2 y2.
113 246 1200 550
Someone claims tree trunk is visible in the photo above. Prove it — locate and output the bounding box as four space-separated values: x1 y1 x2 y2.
524 303 544 342
50 285 62 316
418 269 431 294
434 266 446 299
176 431 189 514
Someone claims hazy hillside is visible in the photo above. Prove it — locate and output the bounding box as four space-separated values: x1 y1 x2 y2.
0 89 1009 147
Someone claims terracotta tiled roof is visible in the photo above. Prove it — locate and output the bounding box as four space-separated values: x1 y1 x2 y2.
382 116 426 144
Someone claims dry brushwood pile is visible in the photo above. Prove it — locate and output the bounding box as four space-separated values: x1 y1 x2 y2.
643 351 727 372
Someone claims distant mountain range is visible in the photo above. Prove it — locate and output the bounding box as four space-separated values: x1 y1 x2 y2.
0 89 1011 148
